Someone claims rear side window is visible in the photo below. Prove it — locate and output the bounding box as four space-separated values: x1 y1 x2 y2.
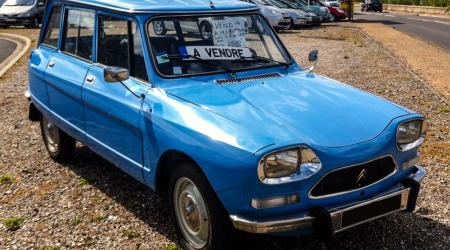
98 15 148 82
62 9 95 61
42 6 62 48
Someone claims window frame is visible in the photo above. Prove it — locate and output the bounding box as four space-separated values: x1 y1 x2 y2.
145 12 294 79
40 5 62 50
60 6 96 63
95 11 149 83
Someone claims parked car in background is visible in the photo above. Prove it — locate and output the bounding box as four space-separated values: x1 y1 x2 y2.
276 0 322 26
316 0 346 22
29 0 427 249
0 0 46 28
322 0 340 7
266 0 309 29
361 0 383 12
287 0 332 22
242 0 292 31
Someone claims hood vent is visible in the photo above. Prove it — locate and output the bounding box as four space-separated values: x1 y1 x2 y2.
216 73 282 85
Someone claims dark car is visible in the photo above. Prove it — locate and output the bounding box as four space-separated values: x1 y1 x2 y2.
361 0 383 12
0 0 46 28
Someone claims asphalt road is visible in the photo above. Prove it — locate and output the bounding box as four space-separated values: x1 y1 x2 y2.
355 11 450 51
0 38 17 64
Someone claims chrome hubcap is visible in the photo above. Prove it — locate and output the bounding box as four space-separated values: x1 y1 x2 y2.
42 117 59 153
174 177 209 249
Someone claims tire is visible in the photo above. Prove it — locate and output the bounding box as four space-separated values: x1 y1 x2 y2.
168 163 236 250
329 14 336 22
153 20 167 35
199 21 212 40
25 16 39 28
40 116 75 163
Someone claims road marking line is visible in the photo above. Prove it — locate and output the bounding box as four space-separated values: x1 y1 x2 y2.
383 14 395 17
433 20 450 25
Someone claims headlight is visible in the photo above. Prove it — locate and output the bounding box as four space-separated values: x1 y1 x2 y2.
297 12 305 17
271 10 280 15
258 147 322 184
18 12 32 17
397 119 427 151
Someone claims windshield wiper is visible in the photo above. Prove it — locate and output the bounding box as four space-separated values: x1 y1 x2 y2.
163 54 237 76
238 55 291 68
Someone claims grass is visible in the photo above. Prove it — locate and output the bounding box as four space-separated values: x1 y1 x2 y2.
68 216 82 226
92 213 104 222
40 246 60 250
3 217 25 231
84 236 94 246
0 174 14 185
122 229 140 239
79 178 90 185
165 243 183 250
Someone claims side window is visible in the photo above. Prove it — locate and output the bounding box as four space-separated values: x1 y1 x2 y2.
131 22 148 82
42 6 61 48
62 9 95 61
98 15 148 82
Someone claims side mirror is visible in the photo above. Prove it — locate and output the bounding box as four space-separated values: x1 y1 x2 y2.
104 66 129 83
307 49 319 73
308 49 318 62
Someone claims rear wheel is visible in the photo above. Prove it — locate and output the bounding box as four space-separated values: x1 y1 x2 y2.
40 116 75 163
329 14 336 22
169 163 235 250
153 20 167 35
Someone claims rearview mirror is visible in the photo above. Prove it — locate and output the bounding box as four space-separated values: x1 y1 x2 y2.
104 66 129 83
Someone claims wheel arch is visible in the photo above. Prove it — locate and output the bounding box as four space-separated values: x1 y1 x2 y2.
155 149 206 192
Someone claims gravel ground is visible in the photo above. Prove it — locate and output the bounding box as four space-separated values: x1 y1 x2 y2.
0 26 449 250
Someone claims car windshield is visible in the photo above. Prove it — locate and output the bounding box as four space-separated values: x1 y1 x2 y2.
3 0 35 6
147 14 291 78
267 0 291 9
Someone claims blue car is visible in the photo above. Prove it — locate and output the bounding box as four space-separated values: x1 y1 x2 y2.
27 0 427 249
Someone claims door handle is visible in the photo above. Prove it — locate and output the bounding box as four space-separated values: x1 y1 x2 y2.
48 61 56 68
85 75 96 84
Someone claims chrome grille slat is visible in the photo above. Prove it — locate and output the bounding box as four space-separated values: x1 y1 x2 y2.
216 73 282 85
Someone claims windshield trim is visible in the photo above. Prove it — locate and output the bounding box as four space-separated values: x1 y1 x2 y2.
145 12 294 80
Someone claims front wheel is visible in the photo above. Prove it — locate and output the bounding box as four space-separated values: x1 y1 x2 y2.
169 163 235 250
40 116 75 162
329 14 336 22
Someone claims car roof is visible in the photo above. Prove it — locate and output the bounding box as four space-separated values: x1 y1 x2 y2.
63 0 259 13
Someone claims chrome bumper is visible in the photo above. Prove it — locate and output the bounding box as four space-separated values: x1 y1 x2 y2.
230 166 426 234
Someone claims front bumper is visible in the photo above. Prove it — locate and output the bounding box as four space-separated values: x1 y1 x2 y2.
230 166 425 235
0 16 33 25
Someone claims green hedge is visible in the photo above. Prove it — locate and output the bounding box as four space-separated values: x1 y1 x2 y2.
353 0 450 7
385 0 450 7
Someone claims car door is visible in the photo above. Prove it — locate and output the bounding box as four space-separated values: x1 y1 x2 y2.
29 5 61 107
45 8 95 137
82 14 150 181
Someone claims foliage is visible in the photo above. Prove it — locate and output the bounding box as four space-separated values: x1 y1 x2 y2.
3 217 25 231
0 174 14 184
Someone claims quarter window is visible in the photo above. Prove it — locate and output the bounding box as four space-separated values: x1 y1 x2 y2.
98 15 148 82
42 6 61 48
62 9 95 61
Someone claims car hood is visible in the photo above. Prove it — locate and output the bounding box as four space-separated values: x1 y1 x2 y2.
166 72 409 148
0 6 33 15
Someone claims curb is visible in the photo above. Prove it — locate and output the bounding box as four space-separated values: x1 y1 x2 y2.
0 33 32 78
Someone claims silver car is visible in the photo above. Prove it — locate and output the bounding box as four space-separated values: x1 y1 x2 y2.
267 0 310 29
0 0 46 28
242 0 291 31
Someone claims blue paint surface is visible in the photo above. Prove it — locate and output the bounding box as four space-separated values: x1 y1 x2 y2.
29 0 426 236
